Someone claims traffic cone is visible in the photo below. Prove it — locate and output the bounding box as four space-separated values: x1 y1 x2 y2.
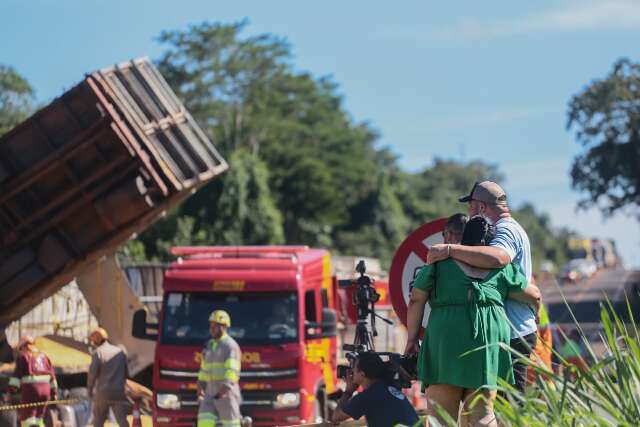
131 401 142 427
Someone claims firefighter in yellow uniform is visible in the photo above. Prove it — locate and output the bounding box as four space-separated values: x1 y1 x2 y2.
197 310 242 427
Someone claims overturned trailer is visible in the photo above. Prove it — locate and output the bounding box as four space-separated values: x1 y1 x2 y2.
0 57 227 334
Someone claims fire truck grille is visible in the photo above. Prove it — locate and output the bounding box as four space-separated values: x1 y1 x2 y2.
240 368 298 380
159 368 199 382
241 390 278 408
159 367 298 382
175 390 199 407
160 390 295 410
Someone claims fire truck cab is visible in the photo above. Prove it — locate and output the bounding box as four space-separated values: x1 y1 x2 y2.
133 246 338 426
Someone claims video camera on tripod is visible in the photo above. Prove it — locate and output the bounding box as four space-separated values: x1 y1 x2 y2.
336 260 417 389
337 260 382 351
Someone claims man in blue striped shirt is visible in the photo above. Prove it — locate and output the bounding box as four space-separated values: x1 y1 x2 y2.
427 181 540 391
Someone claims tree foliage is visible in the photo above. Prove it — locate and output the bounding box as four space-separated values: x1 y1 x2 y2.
0 65 34 137
122 21 576 270
407 159 504 222
151 21 396 261
208 148 284 245
567 58 640 218
0 24 576 272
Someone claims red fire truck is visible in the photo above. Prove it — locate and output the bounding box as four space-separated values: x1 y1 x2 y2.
133 246 343 426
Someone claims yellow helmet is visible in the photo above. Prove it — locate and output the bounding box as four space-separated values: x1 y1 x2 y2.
209 310 231 327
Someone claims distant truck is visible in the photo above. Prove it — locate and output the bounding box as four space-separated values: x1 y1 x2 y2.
590 239 619 269
131 246 401 426
567 237 619 271
568 238 593 262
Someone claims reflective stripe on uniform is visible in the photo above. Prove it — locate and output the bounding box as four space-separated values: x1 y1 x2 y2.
21 416 44 427
198 371 239 382
21 375 51 384
223 370 239 382
197 411 216 427
219 420 241 427
199 335 240 387
201 362 225 370
202 359 239 370
199 358 240 383
9 377 20 388
224 357 240 382
224 359 240 370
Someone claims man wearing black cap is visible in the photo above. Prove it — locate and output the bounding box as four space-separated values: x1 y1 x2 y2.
427 181 539 391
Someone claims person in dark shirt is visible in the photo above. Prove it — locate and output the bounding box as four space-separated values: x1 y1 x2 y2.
332 352 419 427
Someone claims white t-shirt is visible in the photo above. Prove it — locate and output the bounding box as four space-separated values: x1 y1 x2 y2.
491 216 537 339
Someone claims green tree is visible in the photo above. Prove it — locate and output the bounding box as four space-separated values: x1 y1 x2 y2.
208 148 284 245
567 58 640 218
407 159 503 224
0 65 34 136
157 19 290 157
123 21 574 271
335 170 411 265
146 20 389 255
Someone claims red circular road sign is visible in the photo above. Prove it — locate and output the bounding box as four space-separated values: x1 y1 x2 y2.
389 218 447 328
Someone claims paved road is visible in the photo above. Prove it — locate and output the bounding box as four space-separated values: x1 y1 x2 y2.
540 267 640 354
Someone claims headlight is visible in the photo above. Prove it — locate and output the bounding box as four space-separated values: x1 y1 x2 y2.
273 392 300 409
157 393 181 410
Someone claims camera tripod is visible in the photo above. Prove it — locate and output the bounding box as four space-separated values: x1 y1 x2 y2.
351 295 394 353
353 316 376 351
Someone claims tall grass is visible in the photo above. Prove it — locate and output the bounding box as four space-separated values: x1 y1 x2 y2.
417 298 640 427
493 298 640 426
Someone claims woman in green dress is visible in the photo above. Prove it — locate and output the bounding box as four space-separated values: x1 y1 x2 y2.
404 216 540 426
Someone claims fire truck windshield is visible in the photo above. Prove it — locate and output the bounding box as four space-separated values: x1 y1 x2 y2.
161 291 298 346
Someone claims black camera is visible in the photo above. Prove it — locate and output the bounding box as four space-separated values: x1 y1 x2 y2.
386 353 418 389
337 344 364 379
338 261 380 338
334 261 418 390
336 364 351 380
336 351 418 389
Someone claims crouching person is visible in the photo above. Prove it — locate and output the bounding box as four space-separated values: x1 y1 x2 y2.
332 352 419 427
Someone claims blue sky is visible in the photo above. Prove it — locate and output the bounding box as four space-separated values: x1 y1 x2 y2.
2 0 639 267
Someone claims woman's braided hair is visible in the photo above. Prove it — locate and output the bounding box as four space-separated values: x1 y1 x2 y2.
460 215 496 246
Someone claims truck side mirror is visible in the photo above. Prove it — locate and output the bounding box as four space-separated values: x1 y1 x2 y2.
320 308 337 337
305 308 338 339
132 308 158 341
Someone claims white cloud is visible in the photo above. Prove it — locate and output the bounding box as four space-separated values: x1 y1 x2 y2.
403 0 640 42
